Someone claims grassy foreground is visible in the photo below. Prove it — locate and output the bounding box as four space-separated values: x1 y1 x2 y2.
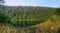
0 20 60 33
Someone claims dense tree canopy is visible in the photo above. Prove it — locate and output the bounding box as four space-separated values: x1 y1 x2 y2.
54 8 60 16
0 11 11 24
0 5 55 27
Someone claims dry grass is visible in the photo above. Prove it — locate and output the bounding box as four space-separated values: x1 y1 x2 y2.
35 20 60 33
0 20 60 33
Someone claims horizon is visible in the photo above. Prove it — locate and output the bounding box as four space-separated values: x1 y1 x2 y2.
4 0 60 8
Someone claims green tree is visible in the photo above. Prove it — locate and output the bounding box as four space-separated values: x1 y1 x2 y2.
0 0 5 4
0 11 11 24
54 8 60 16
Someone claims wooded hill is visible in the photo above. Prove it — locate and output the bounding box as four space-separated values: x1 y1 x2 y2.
0 5 56 27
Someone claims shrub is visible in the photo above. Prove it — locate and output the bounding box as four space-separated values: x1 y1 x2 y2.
0 12 11 24
54 8 60 16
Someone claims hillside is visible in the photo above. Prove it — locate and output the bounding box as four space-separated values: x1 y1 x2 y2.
0 5 56 27
0 5 54 17
0 5 60 33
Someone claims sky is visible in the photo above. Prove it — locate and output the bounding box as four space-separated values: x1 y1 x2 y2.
4 0 60 7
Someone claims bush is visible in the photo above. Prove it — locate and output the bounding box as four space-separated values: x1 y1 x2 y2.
54 8 60 16
57 28 60 33
0 12 11 24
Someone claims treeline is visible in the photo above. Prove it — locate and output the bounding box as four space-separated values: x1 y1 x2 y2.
0 5 56 27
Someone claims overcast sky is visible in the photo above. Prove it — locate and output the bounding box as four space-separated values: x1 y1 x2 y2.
4 0 60 7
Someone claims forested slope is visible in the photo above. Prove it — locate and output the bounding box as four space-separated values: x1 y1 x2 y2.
0 5 55 27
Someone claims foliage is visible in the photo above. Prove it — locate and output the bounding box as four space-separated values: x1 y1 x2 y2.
0 0 4 4
0 5 60 33
54 8 60 16
0 20 60 33
0 5 55 27
0 11 11 24
50 8 60 22
57 28 60 33
35 21 60 33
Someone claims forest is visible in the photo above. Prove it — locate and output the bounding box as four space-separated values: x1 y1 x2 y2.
0 5 55 27
0 1 60 33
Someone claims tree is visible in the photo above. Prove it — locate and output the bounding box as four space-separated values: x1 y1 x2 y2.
0 11 11 25
57 28 60 33
54 8 60 16
0 0 5 4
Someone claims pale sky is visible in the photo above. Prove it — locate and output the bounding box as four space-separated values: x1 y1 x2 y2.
4 0 60 7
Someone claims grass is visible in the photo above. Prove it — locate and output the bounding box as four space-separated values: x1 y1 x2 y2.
10 17 48 27
0 20 60 33
35 20 60 33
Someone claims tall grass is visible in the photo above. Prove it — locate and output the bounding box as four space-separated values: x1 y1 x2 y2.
0 20 60 33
